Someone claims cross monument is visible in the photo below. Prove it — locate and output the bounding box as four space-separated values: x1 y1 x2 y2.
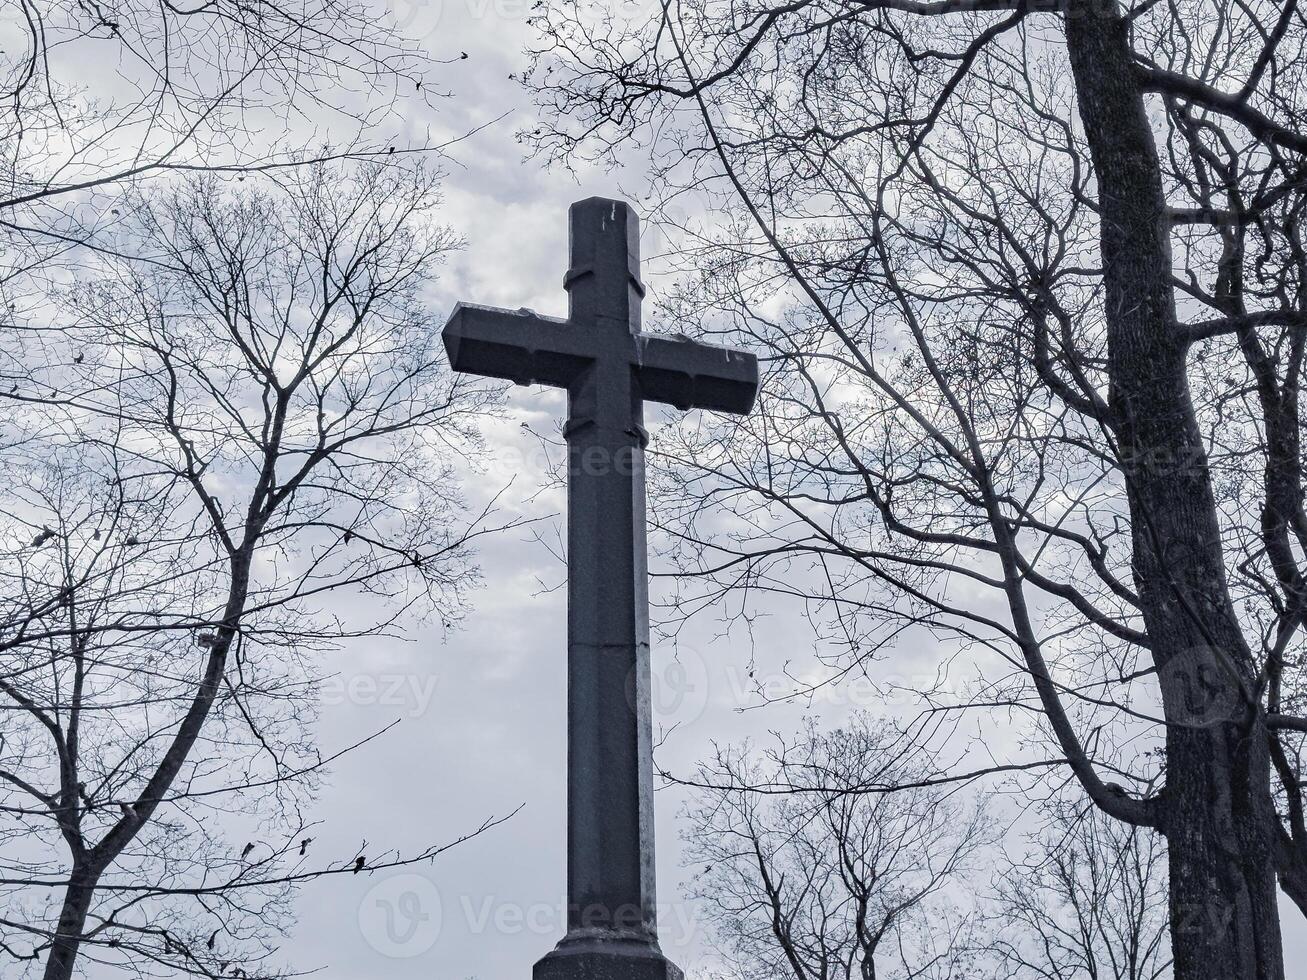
442 198 758 979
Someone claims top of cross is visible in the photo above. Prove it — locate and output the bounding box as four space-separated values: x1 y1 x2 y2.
565 197 645 334
442 197 758 417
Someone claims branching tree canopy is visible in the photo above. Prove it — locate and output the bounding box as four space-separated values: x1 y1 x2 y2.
683 716 992 979
989 797 1171 979
0 0 491 973
525 1 1307 977
0 0 439 329
0 163 508 979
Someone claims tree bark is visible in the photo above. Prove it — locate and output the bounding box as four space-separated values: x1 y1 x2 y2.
1277 828 1307 917
41 554 251 979
1062 5 1285 978
42 866 99 980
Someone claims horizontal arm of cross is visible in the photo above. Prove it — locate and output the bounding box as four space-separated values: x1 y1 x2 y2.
636 335 758 415
443 302 591 389
443 302 759 415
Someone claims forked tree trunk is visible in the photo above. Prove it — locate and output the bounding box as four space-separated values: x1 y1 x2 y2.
1062 5 1285 978
39 556 251 980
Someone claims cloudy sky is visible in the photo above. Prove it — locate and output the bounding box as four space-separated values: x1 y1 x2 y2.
263 3 901 976
276 2 794 975
256 2 1307 978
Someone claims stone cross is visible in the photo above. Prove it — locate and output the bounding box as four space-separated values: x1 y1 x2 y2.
442 198 758 979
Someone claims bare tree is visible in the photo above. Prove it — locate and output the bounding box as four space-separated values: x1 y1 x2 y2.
987 799 1170 980
682 715 991 980
0 0 457 423
523 1 1307 978
0 163 511 979
0 0 452 383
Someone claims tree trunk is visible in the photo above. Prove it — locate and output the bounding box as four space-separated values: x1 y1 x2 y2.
43 866 99 980
1277 828 1307 918
1062 5 1285 978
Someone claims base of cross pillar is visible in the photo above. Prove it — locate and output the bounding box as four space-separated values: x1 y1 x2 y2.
532 935 684 980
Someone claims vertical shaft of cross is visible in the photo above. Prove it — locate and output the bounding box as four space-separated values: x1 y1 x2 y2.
561 199 658 943
441 195 757 978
